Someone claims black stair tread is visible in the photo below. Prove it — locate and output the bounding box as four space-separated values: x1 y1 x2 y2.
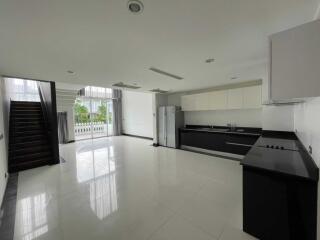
14 126 44 131
11 107 41 110
11 130 46 135
11 101 41 105
9 146 50 155
13 116 42 119
12 106 41 110
9 158 51 173
12 134 48 141
11 112 42 115
11 135 48 143
13 121 44 125
10 151 52 161
9 140 49 148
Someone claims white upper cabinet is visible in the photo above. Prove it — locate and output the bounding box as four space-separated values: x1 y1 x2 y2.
227 88 243 109
243 85 262 109
181 85 262 111
181 95 196 111
195 93 209 111
208 90 228 110
270 20 320 100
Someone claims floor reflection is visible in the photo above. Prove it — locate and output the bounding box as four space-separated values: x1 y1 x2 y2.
76 143 118 219
90 174 118 220
19 193 48 240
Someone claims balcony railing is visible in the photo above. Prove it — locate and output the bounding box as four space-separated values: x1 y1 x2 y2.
75 122 113 139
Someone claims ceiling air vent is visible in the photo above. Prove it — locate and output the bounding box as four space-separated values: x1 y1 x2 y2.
112 82 141 89
149 67 183 80
149 88 168 94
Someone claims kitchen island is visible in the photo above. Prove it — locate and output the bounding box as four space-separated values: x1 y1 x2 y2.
241 131 319 240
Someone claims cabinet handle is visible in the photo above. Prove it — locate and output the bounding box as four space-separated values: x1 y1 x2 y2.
226 142 253 147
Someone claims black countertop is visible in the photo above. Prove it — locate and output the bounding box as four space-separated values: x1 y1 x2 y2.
180 125 262 136
241 133 319 182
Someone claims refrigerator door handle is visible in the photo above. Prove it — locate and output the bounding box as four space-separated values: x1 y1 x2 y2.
163 110 167 146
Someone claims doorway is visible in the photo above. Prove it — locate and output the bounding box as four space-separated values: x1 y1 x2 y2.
74 87 114 140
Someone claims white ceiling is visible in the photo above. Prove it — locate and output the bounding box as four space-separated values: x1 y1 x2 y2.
0 0 319 92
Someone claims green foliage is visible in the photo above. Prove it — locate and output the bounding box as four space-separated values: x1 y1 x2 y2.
74 99 113 124
74 100 90 123
93 104 107 123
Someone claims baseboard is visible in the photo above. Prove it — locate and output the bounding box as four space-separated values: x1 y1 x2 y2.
122 133 153 140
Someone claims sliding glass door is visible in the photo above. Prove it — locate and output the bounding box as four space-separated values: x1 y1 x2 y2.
91 99 112 139
74 94 114 140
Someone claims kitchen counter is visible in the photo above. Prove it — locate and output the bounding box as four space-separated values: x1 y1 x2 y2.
180 125 262 136
241 134 318 181
242 131 319 240
179 125 262 157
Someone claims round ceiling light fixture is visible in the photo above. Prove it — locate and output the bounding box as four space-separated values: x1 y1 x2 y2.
127 0 144 14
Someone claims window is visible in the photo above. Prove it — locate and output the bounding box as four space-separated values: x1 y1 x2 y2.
4 78 40 102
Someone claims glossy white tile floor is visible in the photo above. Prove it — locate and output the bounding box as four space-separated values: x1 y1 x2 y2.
13 136 257 240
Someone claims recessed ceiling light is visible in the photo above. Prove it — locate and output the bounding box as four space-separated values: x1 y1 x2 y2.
205 58 215 63
231 77 238 80
67 70 75 74
127 0 144 14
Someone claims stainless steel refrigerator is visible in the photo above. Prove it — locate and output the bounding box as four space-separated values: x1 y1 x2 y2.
158 106 184 148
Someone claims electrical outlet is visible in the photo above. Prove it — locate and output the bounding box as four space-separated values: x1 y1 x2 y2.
309 145 312 155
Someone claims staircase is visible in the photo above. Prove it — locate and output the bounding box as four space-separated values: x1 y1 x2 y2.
9 101 53 173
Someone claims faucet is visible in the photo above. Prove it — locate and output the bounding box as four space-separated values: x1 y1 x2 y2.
227 123 236 131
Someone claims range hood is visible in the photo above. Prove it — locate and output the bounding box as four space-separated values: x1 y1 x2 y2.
262 99 305 106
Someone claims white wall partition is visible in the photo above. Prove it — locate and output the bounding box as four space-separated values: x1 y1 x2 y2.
294 98 320 166
122 91 153 139
0 77 8 206
262 105 294 131
293 97 320 238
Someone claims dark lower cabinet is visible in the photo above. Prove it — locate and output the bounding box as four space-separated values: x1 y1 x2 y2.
243 166 317 240
180 130 259 155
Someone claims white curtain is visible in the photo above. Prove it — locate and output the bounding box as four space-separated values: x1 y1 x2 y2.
112 89 122 136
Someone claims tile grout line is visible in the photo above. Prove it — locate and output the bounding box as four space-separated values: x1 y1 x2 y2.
145 211 176 240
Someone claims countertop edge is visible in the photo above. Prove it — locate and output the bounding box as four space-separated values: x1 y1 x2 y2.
179 128 261 136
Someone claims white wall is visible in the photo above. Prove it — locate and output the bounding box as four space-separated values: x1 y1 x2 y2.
293 97 320 238
0 77 8 206
122 91 153 138
262 105 294 131
294 97 320 165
